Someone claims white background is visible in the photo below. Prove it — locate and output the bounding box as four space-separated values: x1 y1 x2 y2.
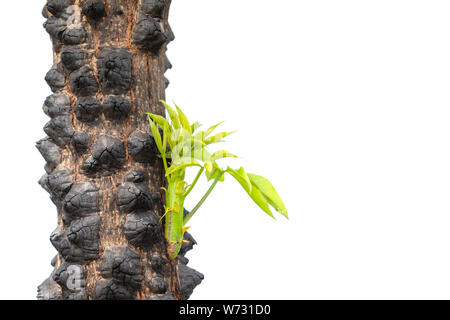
0 0 450 299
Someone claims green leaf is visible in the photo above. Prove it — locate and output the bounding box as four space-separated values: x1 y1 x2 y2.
204 131 235 145
167 135 175 150
171 138 207 161
193 130 205 142
175 104 191 134
248 185 274 218
148 116 163 154
205 121 224 137
147 113 170 131
204 161 213 175
162 122 168 155
171 138 187 159
226 167 273 217
196 148 211 163
171 156 199 166
165 125 176 150
226 167 252 193
211 150 238 161
205 164 225 182
193 122 224 142
166 158 202 176
160 100 180 129
191 122 202 133
171 128 185 145
248 173 288 219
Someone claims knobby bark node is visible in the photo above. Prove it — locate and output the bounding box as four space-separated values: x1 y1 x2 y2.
37 0 203 300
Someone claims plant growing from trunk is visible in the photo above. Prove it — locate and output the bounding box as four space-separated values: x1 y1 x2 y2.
37 0 286 300
148 102 289 259
37 0 204 300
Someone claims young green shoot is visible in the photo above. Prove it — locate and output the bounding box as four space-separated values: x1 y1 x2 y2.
147 101 288 259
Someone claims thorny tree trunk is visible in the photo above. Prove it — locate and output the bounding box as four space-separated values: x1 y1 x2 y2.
37 0 203 300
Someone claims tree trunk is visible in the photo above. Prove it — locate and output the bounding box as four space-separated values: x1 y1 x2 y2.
37 0 203 300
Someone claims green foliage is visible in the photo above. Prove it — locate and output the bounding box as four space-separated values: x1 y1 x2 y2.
147 101 288 259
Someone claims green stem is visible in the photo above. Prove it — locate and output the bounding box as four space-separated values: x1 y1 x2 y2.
184 167 204 198
162 154 168 172
183 171 224 225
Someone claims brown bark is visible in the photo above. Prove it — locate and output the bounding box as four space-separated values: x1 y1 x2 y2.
37 0 203 300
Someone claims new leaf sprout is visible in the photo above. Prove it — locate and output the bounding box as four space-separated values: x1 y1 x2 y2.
147 101 288 259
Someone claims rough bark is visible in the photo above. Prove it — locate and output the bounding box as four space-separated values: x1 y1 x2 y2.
37 0 203 300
